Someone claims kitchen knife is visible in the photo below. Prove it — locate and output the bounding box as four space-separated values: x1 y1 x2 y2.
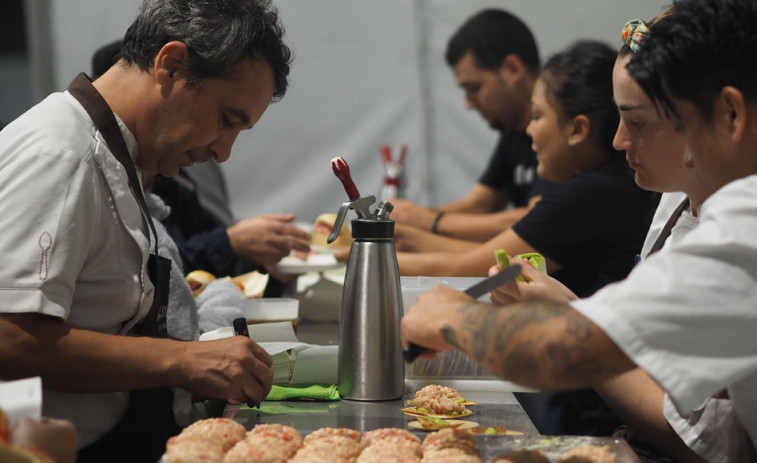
402 264 522 363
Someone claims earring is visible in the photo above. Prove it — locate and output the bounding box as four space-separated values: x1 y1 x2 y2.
568 138 578 146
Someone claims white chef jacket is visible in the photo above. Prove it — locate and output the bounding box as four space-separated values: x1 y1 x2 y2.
638 193 732 461
572 174 757 457
0 90 154 446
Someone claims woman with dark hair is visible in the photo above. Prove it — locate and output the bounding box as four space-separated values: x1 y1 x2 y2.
398 41 656 300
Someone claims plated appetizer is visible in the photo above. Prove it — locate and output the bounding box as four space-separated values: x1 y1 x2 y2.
403 384 475 419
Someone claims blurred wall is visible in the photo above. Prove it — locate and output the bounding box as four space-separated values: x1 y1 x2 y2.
27 0 669 223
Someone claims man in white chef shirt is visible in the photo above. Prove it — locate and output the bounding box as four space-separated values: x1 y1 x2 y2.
400 1 757 461
0 0 290 461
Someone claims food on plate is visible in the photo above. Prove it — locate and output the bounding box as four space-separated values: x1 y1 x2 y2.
175 418 246 453
304 427 361 445
165 435 226 463
422 447 482 463
403 385 473 419
289 435 362 463
310 213 353 250
495 249 547 282
408 416 479 432
186 269 217 297
357 443 421 463
467 425 523 436
489 449 550 463
222 439 286 463
185 270 268 298
409 384 476 407
358 428 421 463
360 427 420 448
229 270 269 298
402 405 473 420
557 445 617 463
246 423 302 459
421 428 481 457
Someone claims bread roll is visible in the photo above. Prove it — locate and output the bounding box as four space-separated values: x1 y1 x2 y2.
310 213 352 249
229 271 269 298
185 270 216 297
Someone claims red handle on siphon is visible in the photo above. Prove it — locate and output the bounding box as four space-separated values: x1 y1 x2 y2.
331 157 361 201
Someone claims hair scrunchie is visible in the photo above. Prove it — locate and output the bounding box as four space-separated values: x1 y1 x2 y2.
621 19 650 54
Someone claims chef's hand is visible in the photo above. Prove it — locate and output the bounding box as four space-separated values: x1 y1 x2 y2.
387 199 438 231
227 213 311 266
401 285 474 359
182 336 274 407
12 417 79 463
488 259 577 305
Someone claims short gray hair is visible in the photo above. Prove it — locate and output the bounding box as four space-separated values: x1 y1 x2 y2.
120 0 291 101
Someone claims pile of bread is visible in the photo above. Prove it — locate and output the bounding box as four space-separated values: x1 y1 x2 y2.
163 420 483 463
163 418 618 463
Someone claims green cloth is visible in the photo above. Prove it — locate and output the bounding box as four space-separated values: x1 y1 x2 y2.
203 384 340 418
265 383 340 401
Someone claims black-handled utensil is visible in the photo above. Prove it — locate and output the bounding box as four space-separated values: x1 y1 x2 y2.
402 264 522 363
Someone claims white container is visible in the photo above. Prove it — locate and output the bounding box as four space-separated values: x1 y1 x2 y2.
244 298 299 326
400 276 488 313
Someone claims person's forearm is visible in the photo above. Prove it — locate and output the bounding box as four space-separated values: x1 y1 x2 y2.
439 197 491 214
395 225 479 253
441 301 634 389
397 251 470 277
595 370 707 463
0 314 182 392
435 208 529 242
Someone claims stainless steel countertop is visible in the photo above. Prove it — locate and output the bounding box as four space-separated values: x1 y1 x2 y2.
230 389 537 436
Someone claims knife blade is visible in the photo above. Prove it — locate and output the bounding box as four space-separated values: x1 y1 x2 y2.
402 264 522 363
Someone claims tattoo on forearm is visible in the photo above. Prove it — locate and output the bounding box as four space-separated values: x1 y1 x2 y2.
457 302 478 313
455 301 620 387
441 324 459 348
455 302 501 361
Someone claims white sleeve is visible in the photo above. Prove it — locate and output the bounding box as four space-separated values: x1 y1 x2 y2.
0 145 100 319
572 176 757 413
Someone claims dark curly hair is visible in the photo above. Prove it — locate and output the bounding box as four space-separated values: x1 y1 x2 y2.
540 41 620 156
445 9 540 77
627 0 757 122
120 0 292 101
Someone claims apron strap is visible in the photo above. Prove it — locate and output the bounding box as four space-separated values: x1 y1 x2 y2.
67 73 160 257
67 72 169 337
646 197 690 258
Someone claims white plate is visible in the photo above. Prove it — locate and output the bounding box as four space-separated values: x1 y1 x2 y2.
273 253 344 275
310 244 350 255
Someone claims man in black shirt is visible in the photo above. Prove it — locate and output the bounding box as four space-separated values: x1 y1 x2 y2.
390 9 552 242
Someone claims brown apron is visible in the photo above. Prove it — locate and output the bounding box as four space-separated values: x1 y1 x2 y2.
68 73 180 463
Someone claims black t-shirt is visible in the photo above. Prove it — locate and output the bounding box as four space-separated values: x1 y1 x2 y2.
512 158 657 298
511 158 657 438
477 130 550 207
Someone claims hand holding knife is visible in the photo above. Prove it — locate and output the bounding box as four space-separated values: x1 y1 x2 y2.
402 264 522 363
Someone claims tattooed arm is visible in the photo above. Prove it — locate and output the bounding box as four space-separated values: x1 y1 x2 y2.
400 285 635 389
